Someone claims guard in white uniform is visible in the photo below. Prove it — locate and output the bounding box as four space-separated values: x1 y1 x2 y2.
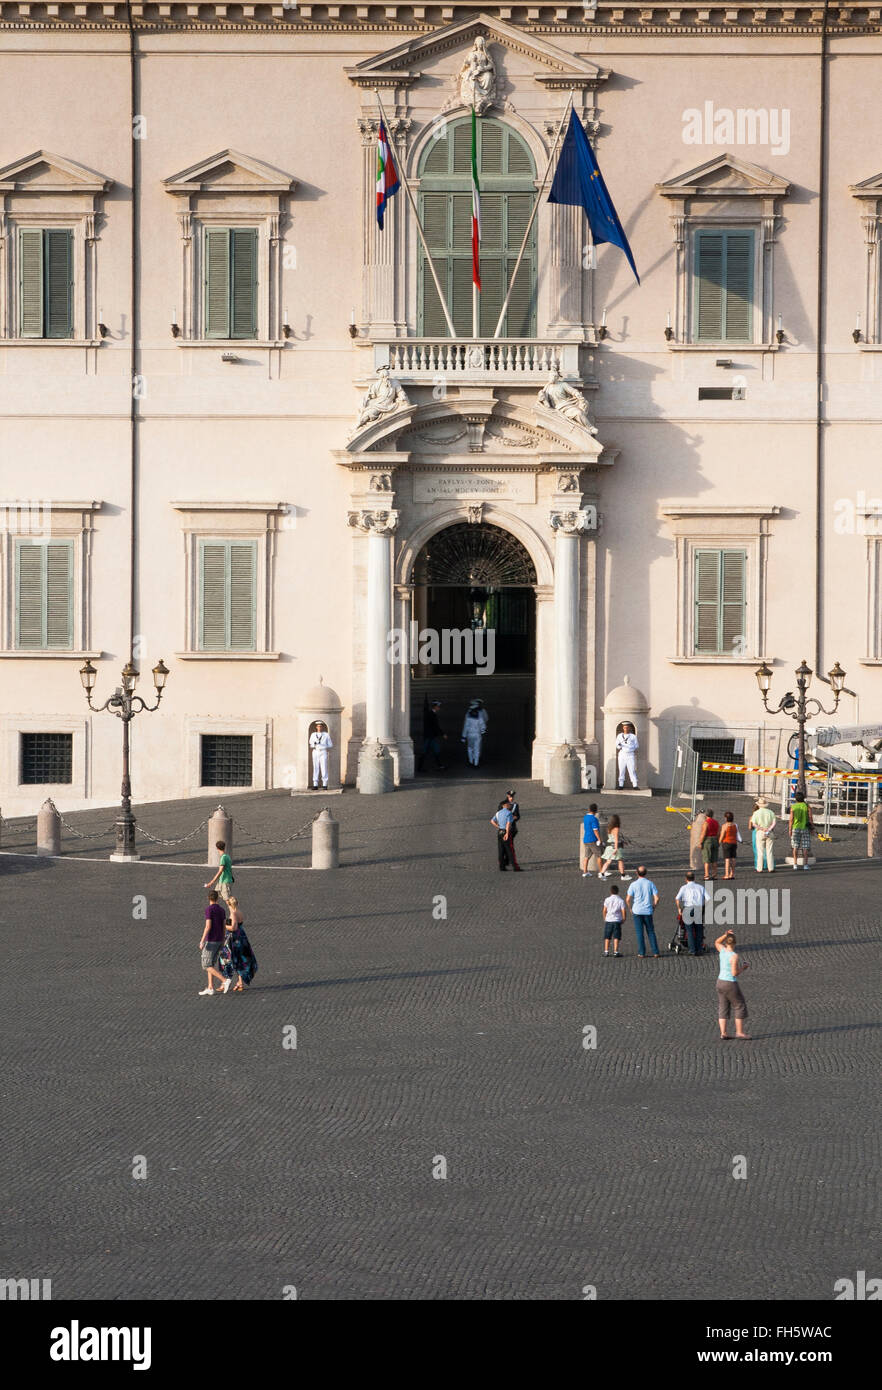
461 700 489 767
309 721 333 789
616 722 639 789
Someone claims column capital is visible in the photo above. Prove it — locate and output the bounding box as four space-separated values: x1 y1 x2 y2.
348 508 400 536
549 507 597 535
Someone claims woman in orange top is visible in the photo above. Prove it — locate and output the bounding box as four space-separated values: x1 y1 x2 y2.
720 810 740 880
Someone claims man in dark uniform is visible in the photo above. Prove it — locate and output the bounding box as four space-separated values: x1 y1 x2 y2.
417 697 447 772
504 789 522 870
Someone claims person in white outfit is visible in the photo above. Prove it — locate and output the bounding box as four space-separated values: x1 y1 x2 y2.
616 722 639 789
461 700 488 767
309 720 333 789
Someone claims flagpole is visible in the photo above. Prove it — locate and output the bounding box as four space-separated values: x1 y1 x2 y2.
374 88 457 339
492 88 575 340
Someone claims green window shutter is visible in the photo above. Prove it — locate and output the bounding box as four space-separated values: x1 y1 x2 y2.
694 549 722 653
696 231 754 342
720 549 747 650
46 543 73 647
199 540 256 650
421 255 448 338
696 233 724 341
506 129 532 175
15 541 72 649
451 256 473 337
229 542 256 649
204 229 231 338
452 121 471 173
478 257 504 336
480 122 503 174
451 193 472 252
45 229 73 339
19 229 44 338
506 193 532 250
230 228 257 339
694 549 747 654
723 232 753 341
505 255 534 338
200 542 228 648
422 133 449 176
422 193 448 250
481 193 503 253
16 542 45 647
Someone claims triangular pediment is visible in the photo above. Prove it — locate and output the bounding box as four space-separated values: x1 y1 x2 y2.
658 154 790 199
347 13 608 90
163 150 296 196
851 172 882 200
0 150 111 195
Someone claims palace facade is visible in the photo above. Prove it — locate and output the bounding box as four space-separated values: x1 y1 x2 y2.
1 3 881 811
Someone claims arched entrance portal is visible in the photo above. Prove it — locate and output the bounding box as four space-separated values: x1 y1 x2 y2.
410 522 537 775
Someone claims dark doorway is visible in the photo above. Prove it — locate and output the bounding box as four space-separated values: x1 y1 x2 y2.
410 523 537 776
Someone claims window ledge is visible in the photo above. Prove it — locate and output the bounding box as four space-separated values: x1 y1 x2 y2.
668 656 766 665
0 650 101 659
859 658 882 665
176 340 286 349
175 651 281 660
667 342 779 353
858 344 882 352
0 339 102 348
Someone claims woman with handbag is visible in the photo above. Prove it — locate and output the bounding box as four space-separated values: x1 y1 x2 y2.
219 896 259 992
598 814 632 881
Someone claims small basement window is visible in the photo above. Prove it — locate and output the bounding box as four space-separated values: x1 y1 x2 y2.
698 386 745 401
20 732 73 784
200 734 253 787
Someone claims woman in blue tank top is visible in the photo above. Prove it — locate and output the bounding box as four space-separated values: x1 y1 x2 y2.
714 930 751 1040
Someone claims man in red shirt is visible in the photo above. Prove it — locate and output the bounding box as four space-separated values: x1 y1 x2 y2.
198 890 230 996
699 809 720 882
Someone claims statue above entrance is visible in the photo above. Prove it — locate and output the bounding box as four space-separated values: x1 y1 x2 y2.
537 365 597 435
458 37 497 114
353 364 409 433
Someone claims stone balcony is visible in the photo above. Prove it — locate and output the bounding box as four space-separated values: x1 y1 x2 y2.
373 338 584 385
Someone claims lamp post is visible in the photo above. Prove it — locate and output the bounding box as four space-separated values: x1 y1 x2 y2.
755 658 847 800
79 657 169 860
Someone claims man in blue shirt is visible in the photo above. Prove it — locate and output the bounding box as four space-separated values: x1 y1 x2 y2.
582 802 602 876
626 865 661 957
491 800 514 871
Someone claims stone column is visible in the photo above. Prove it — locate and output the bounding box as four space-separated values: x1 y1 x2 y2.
549 509 595 744
349 509 399 791
358 115 409 334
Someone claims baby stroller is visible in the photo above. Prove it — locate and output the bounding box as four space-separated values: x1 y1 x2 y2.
669 911 689 956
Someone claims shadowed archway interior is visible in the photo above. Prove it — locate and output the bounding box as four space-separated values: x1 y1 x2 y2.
410 522 537 775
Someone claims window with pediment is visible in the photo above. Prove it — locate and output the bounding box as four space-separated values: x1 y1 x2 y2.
417 117 537 338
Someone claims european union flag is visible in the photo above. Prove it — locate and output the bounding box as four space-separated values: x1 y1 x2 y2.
548 109 640 285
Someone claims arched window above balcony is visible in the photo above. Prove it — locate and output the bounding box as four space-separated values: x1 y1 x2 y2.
418 117 537 339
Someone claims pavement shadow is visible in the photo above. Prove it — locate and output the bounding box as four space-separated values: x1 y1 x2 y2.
254 964 500 992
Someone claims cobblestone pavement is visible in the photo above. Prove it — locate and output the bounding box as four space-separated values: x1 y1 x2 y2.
1 781 879 1300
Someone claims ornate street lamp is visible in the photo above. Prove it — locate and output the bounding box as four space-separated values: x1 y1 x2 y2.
755 658 847 800
79 657 170 860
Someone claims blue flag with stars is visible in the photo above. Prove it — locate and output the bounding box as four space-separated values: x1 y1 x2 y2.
548 109 640 285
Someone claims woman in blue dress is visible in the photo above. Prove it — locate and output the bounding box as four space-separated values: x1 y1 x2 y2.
220 896 258 991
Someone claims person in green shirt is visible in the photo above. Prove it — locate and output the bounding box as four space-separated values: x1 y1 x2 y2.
749 797 777 872
205 840 235 903
788 793 814 870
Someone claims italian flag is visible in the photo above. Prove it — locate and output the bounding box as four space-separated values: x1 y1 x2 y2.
471 106 481 290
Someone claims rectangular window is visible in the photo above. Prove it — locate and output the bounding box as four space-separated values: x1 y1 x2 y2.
204 228 258 339
198 540 256 651
420 191 536 338
200 734 253 787
694 230 754 342
15 540 73 650
19 228 74 339
21 732 73 784
693 549 747 655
